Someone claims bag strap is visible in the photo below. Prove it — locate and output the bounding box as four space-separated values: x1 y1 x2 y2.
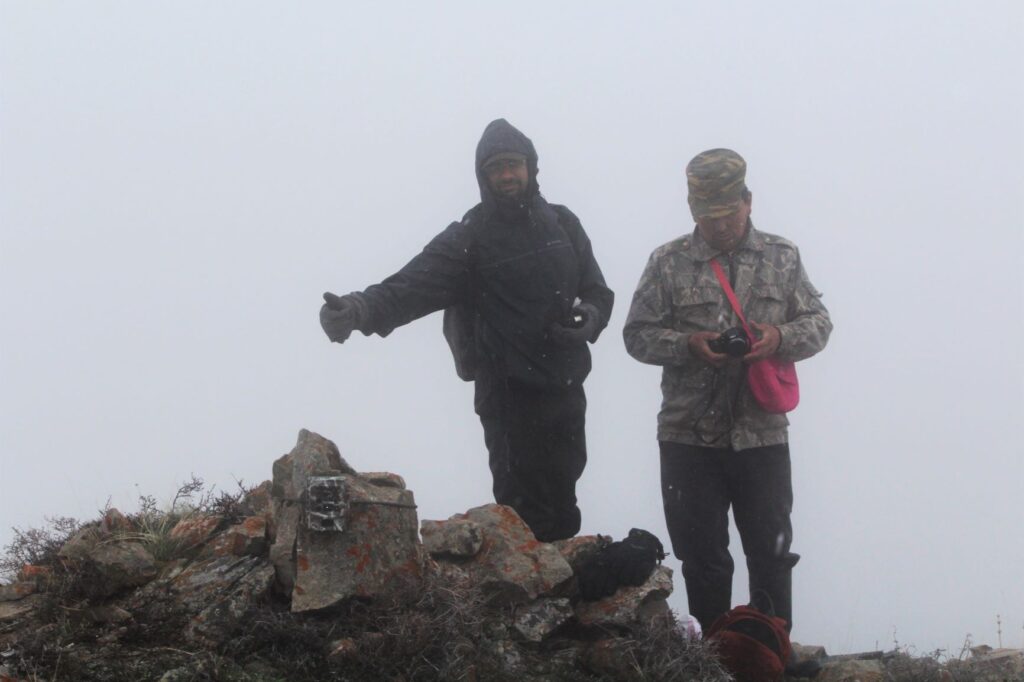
708 259 754 341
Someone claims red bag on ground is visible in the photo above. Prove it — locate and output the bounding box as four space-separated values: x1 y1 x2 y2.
706 605 791 682
709 260 799 414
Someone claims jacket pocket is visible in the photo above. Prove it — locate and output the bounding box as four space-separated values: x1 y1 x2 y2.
747 284 787 324
669 286 722 330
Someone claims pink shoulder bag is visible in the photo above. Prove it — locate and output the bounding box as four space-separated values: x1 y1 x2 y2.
708 260 799 414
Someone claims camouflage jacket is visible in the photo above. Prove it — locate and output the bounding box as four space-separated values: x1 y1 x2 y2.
623 224 832 450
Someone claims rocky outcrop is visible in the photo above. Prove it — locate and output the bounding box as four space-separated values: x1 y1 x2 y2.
7 428 1011 682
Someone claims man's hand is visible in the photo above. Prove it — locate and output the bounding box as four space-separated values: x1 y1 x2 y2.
548 303 600 347
744 321 781 362
320 292 359 343
688 331 729 367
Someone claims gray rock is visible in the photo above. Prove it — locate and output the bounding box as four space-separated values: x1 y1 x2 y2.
965 647 1024 679
185 560 275 644
81 541 158 597
271 429 355 502
0 582 36 602
431 504 573 604
574 565 674 629
169 514 223 552
269 430 357 596
243 480 274 516
791 642 828 661
100 507 132 534
420 517 483 558
204 516 268 558
57 525 104 561
817 658 886 682
0 594 40 622
123 554 273 646
269 499 301 595
291 473 422 612
513 598 573 642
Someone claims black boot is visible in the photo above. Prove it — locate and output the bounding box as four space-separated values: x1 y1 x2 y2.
748 552 798 631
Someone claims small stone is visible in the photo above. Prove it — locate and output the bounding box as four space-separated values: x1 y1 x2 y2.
512 598 573 642
58 525 104 561
327 638 358 659
100 508 133 534
361 472 406 489
791 642 828 661
421 518 483 558
242 480 274 516
0 583 36 602
85 605 133 624
169 515 223 550
205 516 268 558
17 565 51 583
76 541 158 597
0 594 40 623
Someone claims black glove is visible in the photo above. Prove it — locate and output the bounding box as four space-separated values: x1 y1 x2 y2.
576 554 619 602
575 529 666 601
606 528 666 588
320 292 363 343
547 302 600 347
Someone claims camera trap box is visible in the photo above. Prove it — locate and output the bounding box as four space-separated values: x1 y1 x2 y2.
306 474 348 532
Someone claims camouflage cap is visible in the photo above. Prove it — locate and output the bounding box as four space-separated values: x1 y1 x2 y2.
686 148 748 220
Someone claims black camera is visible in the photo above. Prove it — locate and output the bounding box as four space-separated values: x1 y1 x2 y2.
708 327 751 357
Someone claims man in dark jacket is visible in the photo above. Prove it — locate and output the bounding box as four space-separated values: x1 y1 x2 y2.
320 119 614 542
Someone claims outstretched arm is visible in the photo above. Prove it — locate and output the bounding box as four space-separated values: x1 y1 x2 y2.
322 221 473 341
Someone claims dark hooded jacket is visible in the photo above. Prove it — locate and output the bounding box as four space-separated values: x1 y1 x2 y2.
351 119 614 389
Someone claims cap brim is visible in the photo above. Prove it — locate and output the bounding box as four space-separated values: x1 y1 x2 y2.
692 199 744 220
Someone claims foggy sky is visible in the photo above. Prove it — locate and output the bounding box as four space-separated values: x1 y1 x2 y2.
2 1 1022 655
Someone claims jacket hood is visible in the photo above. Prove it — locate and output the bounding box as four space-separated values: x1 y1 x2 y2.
475 119 540 214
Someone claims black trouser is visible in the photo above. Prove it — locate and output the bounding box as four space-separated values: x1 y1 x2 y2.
660 441 799 632
476 375 587 542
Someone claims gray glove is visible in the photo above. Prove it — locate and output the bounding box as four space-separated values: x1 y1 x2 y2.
548 302 600 347
320 292 363 343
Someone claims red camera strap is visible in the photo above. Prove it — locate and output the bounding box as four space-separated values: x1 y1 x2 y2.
709 259 754 341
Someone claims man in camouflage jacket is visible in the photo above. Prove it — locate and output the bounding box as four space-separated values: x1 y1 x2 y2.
623 149 831 633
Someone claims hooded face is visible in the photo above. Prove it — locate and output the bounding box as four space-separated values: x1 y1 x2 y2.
482 154 529 201
475 119 539 210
